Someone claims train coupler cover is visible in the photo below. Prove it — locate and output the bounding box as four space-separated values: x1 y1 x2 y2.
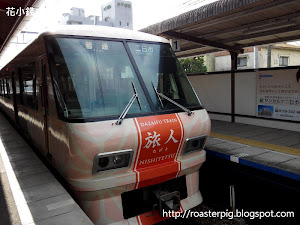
152 190 180 216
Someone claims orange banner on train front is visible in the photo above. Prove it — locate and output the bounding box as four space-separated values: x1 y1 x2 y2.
133 113 184 188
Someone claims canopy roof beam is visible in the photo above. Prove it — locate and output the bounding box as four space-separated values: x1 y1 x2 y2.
164 30 244 54
239 34 300 48
225 24 300 44
199 11 300 39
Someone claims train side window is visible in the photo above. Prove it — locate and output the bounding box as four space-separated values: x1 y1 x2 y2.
1 79 3 97
16 68 22 104
3 78 7 97
0 80 2 96
5 78 11 99
10 71 15 100
19 62 38 110
1 79 4 97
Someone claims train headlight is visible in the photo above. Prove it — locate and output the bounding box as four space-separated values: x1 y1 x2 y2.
113 155 123 164
183 135 207 155
98 157 109 168
93 149 133 174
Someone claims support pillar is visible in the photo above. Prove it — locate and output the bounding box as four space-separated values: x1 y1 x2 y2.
254 46 258 69
230 51 238 123
267 45 272 68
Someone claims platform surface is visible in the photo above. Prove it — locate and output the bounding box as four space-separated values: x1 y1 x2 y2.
206 120 300 180
0 113 93 225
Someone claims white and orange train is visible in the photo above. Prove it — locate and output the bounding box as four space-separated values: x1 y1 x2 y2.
0 26 211 225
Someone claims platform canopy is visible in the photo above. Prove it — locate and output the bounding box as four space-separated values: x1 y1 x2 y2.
141 0 300 58
0 0 37 53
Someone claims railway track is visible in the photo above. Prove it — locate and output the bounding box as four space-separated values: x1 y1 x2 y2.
159 154 299 225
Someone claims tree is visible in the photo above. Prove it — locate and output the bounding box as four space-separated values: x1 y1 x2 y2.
179 56 207 74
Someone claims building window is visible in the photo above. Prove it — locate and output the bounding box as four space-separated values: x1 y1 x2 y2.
104 5 111 11
127 22 129 26
237 57 247 67
279 56 288 66
119 21 122 26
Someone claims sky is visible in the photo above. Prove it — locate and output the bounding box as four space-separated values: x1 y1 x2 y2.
1 0 299 68
0 0 219 68
24 0 218 31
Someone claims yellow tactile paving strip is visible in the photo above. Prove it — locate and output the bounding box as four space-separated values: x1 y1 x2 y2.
210 132 300 157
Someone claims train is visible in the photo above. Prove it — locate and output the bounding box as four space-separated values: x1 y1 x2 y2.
0 26 211 225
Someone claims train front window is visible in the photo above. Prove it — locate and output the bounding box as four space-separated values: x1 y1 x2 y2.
48 38 151 119
128 42 202 112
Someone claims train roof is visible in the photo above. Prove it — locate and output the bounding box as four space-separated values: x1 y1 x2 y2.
0 26 170 71
39 25 170 43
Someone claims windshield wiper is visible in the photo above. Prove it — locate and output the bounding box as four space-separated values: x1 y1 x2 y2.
113 82 142 125
151 81 193 116
151 82 164 109
53 79 69 118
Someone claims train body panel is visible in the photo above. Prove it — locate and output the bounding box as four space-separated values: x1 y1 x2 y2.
0 97 15 121
0 26 211 225
62 110 209 187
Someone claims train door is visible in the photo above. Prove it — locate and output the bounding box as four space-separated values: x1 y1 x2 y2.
11 70 19 124
40 57 51 159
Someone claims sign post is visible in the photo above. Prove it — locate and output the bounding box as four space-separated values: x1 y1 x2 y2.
170 39 181 52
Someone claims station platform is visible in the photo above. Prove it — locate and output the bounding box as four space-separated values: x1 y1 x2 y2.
206 120 300 181
0 113 93 225
1 113 299 225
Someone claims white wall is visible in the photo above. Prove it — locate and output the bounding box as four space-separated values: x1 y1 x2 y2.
189 70 300 132
215 48 300 71
188 74 231 113
203 54 215 72
235 72 256 116
260 47 300 68
189 72 258 116
102 0 133 29
215 55 231 71
215 52 256 71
